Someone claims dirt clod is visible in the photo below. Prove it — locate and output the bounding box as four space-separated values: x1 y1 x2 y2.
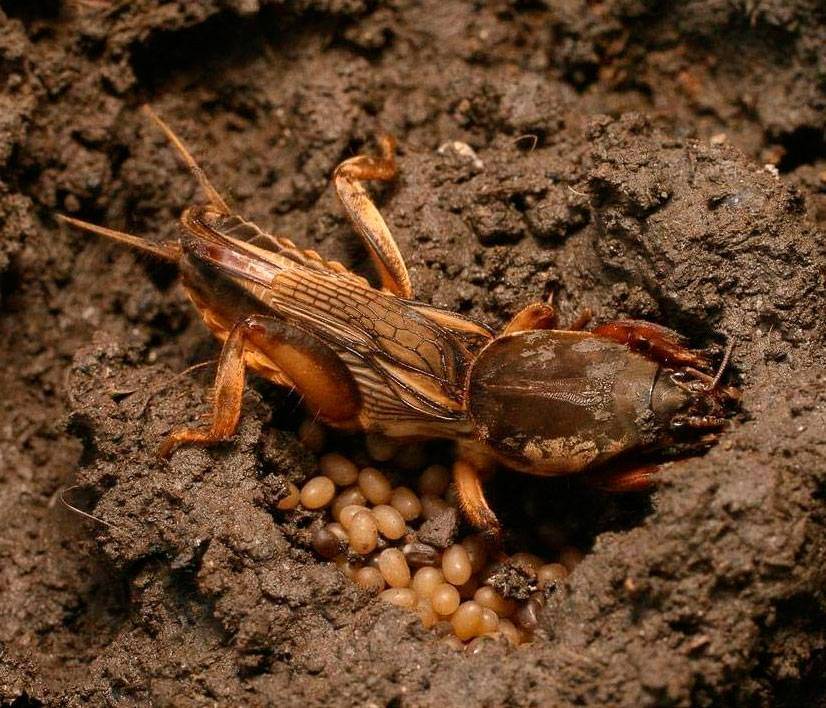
416 508 459 549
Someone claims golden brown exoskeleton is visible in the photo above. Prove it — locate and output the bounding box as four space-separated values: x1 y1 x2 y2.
59 107 737 537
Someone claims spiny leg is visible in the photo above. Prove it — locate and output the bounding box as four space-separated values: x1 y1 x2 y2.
333 135 412 298
141 104 231 215
453 459 502 540
159 315 361 458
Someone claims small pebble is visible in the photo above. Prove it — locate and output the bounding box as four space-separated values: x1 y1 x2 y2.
349 510 379 555
411 567 445 598
358 467 392 505
379 588 417 609
365 433 398 462
372 504 406 540
417 507 459 550
390 486 422 521
418 464 450 496
354 566 385 593
297 419 326 453
442 544 472 586
431 583 461 616
451 601 483 641
276 482 300 510
377 548 411 588
320 453 359 486
300 476 336 509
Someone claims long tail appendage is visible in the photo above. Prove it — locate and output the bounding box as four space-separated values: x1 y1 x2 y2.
56 214 181 262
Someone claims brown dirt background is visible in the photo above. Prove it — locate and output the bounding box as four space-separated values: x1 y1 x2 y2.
1 1 825 705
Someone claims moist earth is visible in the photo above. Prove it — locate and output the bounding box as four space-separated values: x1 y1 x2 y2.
1 1 825 706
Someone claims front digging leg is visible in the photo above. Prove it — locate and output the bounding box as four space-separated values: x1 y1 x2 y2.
590 319 710 369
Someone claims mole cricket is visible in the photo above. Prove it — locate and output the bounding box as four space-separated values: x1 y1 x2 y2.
59 106 737 537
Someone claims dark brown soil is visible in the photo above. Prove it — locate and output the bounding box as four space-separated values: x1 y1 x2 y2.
1 1 825 706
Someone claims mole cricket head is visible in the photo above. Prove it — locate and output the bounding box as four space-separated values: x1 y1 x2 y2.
651 363 738 443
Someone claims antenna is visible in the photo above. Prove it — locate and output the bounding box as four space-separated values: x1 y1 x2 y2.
142 104 230 214
708 338 735 392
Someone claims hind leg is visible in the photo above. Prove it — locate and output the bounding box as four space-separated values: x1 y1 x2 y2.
160 315 361 457
333 136 412 298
